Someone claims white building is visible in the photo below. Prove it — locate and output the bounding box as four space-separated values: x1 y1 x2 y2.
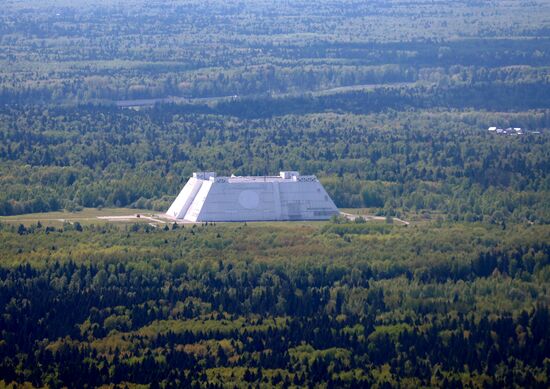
166 171 339 222
489 126 525 136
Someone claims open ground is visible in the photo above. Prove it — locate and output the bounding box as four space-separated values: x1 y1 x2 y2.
0 208 408 228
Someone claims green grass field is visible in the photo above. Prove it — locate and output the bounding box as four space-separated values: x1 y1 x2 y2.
0 208 154 227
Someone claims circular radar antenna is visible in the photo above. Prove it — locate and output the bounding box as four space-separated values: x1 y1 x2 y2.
238 190 260 209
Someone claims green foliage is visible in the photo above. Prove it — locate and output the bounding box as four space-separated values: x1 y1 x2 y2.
0 107 548 223
0 0 549 224
0 222 549 387
0 0 549 387
0 0 548 106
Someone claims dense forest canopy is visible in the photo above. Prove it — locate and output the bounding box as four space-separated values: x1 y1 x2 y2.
0 0 548 223
1 106 548 223
1 221 549 387
0 0 549 387
0 0 549 103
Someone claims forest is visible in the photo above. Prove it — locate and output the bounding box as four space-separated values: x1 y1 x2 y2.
0 220 549 387
0 0 549 104
0 0 549 387
1 105 548 224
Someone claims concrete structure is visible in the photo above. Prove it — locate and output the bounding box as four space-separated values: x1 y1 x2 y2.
166 171 339 222
488 126 524 136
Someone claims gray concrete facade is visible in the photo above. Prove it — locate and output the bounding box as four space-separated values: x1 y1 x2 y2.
166 172 339 222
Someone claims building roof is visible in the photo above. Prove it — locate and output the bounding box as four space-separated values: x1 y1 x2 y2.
193 171 317 184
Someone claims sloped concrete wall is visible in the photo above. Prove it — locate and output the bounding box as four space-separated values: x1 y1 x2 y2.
166 177 203 219
167 175 339 222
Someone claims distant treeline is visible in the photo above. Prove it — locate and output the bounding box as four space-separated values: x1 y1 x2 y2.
0 105 548 222
210 83 550 118
1 0 549 104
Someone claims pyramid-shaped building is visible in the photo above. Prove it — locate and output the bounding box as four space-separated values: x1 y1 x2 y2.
166 171 339 222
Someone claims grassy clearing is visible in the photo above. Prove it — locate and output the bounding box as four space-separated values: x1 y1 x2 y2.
0 208 155 226
0 208 395 228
